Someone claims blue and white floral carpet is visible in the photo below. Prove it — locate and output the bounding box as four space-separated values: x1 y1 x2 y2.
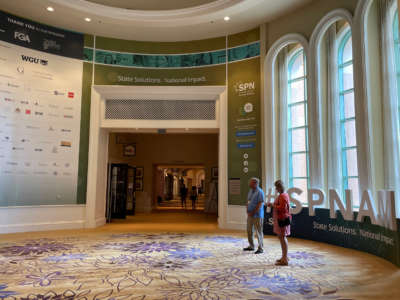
0 232 392 299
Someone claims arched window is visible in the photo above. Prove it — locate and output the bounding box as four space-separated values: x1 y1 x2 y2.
394 11 400 133
338 29 360 208
287 48 309 204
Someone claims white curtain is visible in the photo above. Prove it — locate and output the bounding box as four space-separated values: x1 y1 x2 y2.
380 0 400 212
278 49 289 186
326 24 343 193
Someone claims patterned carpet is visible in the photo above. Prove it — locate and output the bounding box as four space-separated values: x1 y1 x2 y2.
0 230 392 300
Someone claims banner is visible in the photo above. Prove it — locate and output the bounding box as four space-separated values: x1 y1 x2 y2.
0 11 83 206
227 57 262 205
264 208 400 267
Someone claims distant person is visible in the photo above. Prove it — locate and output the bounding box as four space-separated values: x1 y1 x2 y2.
268 180 291 266
243 178 265 254
180 185 187 209
190 186 198 210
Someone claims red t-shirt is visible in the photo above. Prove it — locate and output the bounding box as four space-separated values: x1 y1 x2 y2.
274 193 291 220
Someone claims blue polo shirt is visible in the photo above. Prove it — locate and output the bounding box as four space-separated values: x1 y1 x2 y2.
247 187 265 218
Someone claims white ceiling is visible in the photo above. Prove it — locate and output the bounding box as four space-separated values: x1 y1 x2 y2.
85 0 218 10
0 0 312 41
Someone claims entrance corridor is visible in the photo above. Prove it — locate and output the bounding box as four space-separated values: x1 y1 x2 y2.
0 211 399 299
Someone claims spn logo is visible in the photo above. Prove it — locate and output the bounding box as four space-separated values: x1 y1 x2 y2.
234 81 255 92
21 55 48 66
14 31 30 43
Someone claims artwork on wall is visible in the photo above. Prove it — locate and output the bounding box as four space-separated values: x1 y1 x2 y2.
135 167 144 178
123 144 136 157
212 167 219 178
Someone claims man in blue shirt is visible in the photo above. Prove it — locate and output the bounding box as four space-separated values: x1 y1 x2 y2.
243 177 265 254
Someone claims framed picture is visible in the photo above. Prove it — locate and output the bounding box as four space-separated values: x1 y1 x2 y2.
211 167 218 178
135 167 144 178
123 144 136 157
135 179 143 191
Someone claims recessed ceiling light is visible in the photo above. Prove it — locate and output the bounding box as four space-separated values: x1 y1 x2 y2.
46 7 54 12
84 17 91 22
224 16 230 21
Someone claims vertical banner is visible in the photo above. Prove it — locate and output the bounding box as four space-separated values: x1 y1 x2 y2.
228 56 261 205
0 11 84 206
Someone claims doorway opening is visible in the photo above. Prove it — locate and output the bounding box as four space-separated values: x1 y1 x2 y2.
105 132 219 222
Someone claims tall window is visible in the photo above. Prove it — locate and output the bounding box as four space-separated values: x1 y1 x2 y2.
394 11 400 134
338 29 360 208
287 48 309 204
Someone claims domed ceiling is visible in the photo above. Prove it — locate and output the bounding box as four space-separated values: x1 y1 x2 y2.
0 0 312 41
86 0 219 10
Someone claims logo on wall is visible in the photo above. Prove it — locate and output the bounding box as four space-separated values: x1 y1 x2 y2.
68 92 74 98
21 55 48 66
54 90 65 96
17 66 24 74
14 32 30 43
43 39 61 51
234 81 256 97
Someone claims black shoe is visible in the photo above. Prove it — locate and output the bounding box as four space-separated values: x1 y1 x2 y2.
243 247 254 251
254 249 264 254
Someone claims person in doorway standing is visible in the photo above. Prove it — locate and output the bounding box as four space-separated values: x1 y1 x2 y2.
267 180 291 265
243 177 265 254
180 185 187 209
190 186 198 210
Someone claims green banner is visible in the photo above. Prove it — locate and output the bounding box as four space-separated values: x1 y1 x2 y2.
228 57 262 205
94 64 226 86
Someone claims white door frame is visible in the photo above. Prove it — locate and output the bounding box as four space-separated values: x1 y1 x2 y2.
85 85 228 229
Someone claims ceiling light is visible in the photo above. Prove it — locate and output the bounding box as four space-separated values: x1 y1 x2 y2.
84 17 91 22
46 7 54 12
224 16 230 21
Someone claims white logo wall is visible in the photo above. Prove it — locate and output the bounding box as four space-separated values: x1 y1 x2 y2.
0 41 83 205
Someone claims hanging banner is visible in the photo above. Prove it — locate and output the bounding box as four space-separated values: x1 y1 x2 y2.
0 11 84 206
228 56 261 205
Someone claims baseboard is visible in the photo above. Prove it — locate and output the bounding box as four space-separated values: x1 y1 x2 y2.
95 217 106 227
0 220 86 234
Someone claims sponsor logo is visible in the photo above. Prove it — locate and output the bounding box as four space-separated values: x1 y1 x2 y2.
54 90 65 96
34 148 43 152
48 113 59 118
61 129 72 133
24 162 31 167
244 103 253 113
6 161 18 166
4 97 14 102
63 115 73 119
34 171 48 175
20 138 30 143
43 39 61 51
7 82 19 88
68 92 74 98
35 111 44 116
234 81 256 96
14 31 30 43
60 141 71 147
26 125 40 130
21 55 48 66
15 108 21 113
25 109 31 115
53 162 59 167
53 171 58 176
12 147 24 151
65 163 70 168
21 100 29 105
17 66 24 74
